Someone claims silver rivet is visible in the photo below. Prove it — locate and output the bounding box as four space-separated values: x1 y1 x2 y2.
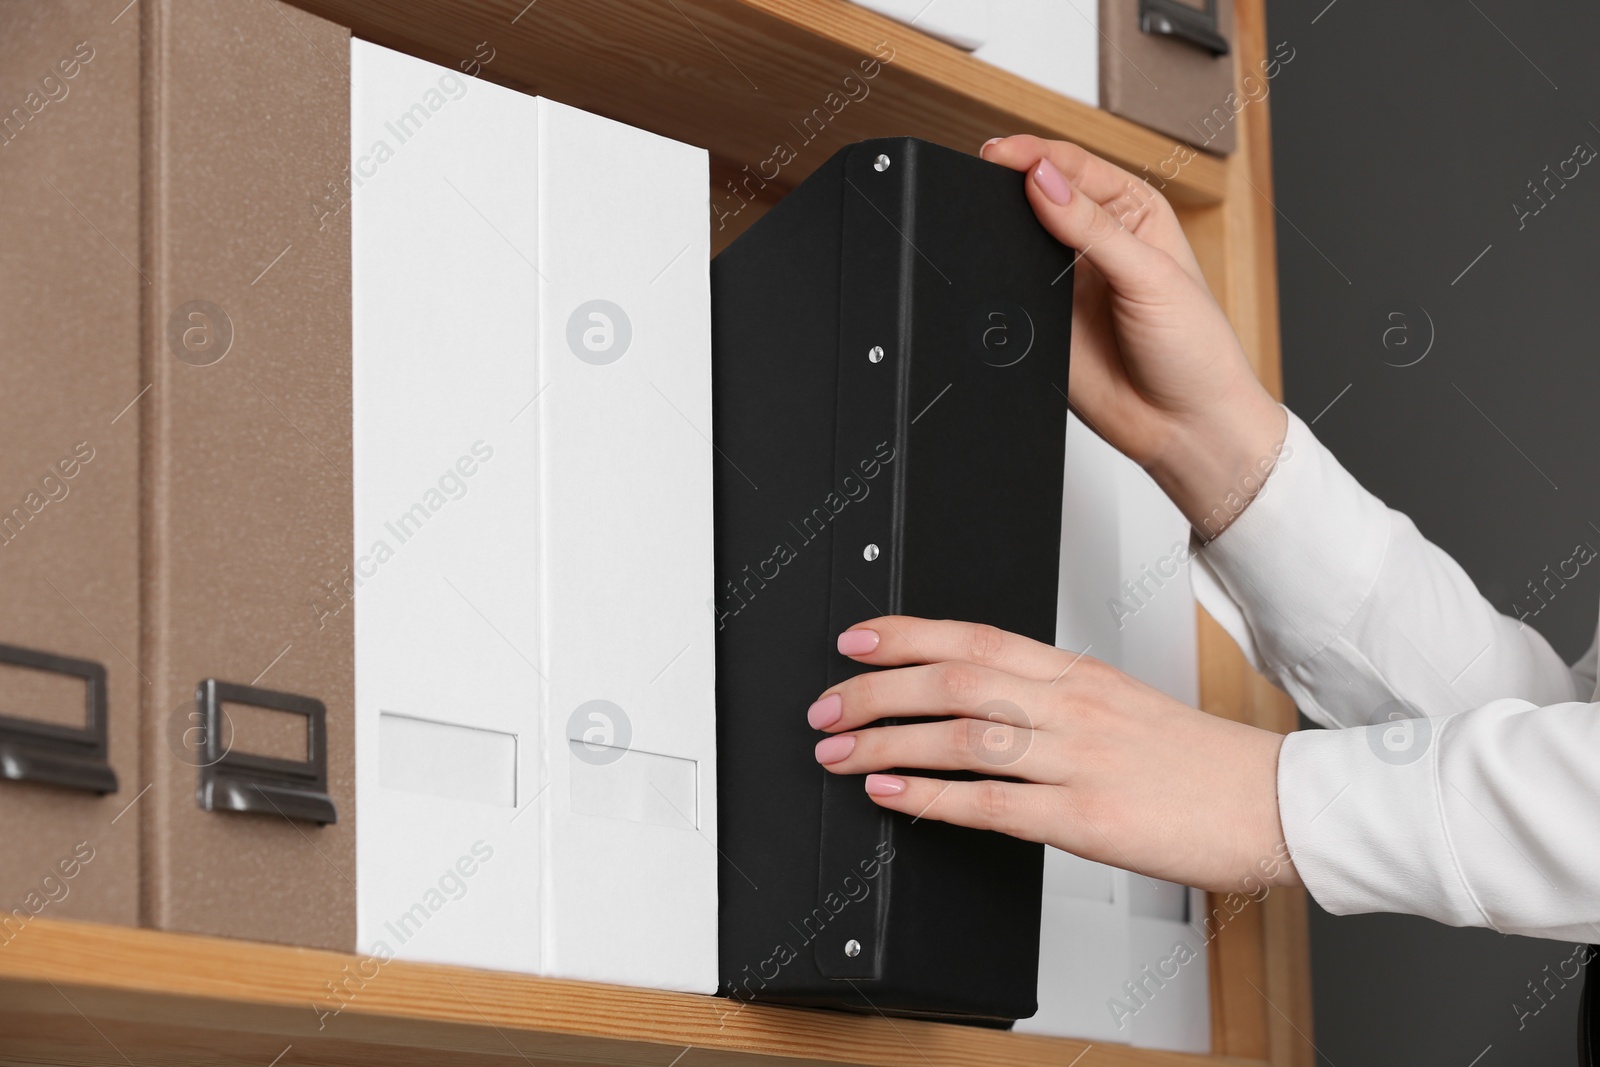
873 154 891 172
868 345 885 363
845 939 862 957
863 544 880 562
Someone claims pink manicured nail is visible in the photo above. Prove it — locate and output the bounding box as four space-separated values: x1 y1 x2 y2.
837 629 879 656
814 734 857 764
865 774 906 796
980 136 1004 154
1033 158 1072 205
807 693 843 730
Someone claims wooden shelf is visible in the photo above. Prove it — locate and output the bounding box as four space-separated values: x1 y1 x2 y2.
289 0 1228 243
0 919 1264 1067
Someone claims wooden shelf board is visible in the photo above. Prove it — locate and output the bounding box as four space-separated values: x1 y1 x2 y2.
287 0 1227 213
0 919 1265 1067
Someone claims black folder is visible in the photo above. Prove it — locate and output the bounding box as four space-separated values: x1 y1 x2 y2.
712 137 1074 1024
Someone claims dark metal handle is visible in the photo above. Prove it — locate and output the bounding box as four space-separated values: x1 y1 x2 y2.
1140 0 1231 55
194 678 337 825
201 774 338 824
0 643 118 794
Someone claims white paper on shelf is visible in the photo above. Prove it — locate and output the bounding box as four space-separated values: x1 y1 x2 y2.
351 37 716 994
973 0 1099 108
1018 413 1208 1052
850 0 991 50
849 0 1100 107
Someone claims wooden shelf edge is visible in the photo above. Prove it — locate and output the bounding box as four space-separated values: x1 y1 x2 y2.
743 0 1230 203
0 919 1266 1067
285 0 1227 209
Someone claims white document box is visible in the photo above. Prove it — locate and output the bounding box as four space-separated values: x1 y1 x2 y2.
1016 414 1209 1050
351 38 717 993
850 0 1099 107
850 0 992 49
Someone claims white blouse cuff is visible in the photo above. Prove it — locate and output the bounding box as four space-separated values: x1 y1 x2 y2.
1189 406 1393 675
1277 716 1484 927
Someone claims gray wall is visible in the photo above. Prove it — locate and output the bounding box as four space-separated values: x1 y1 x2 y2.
1263 1 1600 1062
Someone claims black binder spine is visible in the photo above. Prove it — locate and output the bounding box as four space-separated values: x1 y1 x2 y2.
812 143 913 982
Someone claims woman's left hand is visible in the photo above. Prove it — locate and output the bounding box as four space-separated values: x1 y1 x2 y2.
808 615 1300 895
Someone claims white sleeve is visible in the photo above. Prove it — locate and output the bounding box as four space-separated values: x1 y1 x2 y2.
1190 407 1600 937
1279 700 1600 940
1190 407 1590 725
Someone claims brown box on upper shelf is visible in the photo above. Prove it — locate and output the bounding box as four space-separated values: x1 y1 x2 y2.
1100 0 1240 154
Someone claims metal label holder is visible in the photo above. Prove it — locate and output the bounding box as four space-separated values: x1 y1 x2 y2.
1140 0 1231 55
0 642 118 795
195 678 337 825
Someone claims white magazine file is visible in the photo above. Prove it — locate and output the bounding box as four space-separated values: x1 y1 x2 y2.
351 38 716 993
1017 414 1209 1050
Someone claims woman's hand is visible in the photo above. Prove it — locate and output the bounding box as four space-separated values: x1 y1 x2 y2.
980 135 1287 535
811 616 1300 895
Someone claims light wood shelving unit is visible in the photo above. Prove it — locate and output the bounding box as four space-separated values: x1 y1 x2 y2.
0 1 1309 1064
1 919 1266 1067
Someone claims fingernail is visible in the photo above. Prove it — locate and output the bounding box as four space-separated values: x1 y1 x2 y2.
814 734 857 764
1034 158 1072 205
807 692 843 730
837 629 879 656
980 136 1003 154
865 774 906 796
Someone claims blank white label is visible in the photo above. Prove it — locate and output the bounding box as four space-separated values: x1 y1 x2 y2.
380 713 517 807
568 743 698 829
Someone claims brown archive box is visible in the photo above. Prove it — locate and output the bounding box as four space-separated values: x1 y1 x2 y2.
140 0 355 949
1100 0 1239 155
0 1 144 939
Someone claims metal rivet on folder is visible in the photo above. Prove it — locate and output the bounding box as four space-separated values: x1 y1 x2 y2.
873 154 891 172
863 544 880 562
868 345 885 363
845 939 862 957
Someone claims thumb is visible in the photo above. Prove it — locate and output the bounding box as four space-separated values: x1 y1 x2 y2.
1026 156 1176 301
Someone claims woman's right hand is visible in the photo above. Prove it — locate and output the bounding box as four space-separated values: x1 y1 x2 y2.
980 136 1287 535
